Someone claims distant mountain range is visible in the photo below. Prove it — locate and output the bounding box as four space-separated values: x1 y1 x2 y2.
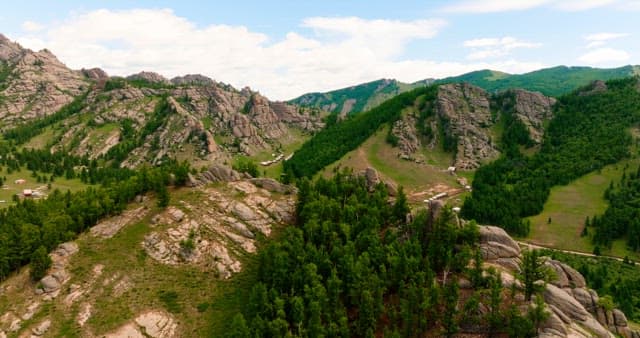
290 65 640 115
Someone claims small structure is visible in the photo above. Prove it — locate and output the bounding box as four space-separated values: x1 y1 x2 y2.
15 179 26 184
452 207 461 213
23 189 33 197
447 166 456 174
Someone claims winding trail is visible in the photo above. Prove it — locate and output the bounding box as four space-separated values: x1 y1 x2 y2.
516 240 632 264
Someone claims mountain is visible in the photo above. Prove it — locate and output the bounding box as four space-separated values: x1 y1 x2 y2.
290 66 639 118
289 78 432 116
0 35 325 170
436 65 640 97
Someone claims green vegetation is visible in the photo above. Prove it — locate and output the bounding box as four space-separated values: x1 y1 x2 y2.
526 159 640 255
0 140 191 280
3 90 89 145
437 65 640 97
284 85 438 179
590 163 640 251
289 79 427 115
463 78 640 236
228 172 547 337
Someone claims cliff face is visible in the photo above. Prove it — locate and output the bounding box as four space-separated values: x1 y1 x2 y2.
389 83 556 169
479 225 638 338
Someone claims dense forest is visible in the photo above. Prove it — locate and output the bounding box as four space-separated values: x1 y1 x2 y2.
228 172 549 337
437 65 639 97
284 86 438 179
589 164 640 250
463 77 640 236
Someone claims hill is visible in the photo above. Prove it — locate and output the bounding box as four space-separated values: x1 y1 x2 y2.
290 66 639 118
437 65 640 97
288 78 432 116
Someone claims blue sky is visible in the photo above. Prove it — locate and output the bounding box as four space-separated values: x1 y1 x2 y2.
1 0 638 100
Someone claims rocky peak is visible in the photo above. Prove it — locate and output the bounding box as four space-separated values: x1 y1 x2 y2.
170 74 215 86
126 71 170 84
81 67 109 80
510 89 556 143
436 83 499 169
0 34 24 61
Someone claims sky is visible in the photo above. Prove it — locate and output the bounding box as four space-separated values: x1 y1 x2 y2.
1 0 638 100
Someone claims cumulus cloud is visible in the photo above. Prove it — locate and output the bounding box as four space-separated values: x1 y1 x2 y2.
14 8 544 100
442 0 632 12
21 20 44 32
463 36 542 60
584 32 629 48
578 48 630 64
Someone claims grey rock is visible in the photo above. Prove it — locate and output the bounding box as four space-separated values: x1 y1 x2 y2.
39 276 60 293
613 308 628 327
544 283 589 322
32 319 51 336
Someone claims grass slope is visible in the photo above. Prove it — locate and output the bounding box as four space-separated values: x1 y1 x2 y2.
525 157 640 259
0 167 88 208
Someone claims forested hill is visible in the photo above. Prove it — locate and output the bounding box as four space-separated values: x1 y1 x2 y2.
291 66 639 117
462 77 640 236
436 65 640 97
288 78 432 116
283 85 438 178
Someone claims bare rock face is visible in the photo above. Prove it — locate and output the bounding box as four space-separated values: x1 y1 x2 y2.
36 242 79 298
436 83 499 169
479 225 521 271
81 67 109 80
391 114 421 160
104 310 177 338
0 37 88 123
511 89 556 143
126 71 170 84
143 180 295 279
170 74 215 86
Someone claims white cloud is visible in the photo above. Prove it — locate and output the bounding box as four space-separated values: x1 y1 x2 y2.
13 9 544 100
442 0 552 13
583 32 629 48
21 20 44 32
463 36 542 60
443 0 634 12
578 47 630 64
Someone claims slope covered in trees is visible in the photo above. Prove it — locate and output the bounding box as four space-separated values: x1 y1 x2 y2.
463 77 640 236
284 86 438 178
437 65 640 97
289 79 430 115
228 172 548 337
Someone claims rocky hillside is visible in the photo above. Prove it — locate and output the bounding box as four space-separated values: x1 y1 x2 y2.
0 166 296 337
0 35 324 168
478 222 638 338
388 83 555 170
0 34 89 124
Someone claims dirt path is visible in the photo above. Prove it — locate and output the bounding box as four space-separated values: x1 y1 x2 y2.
516 240 631 264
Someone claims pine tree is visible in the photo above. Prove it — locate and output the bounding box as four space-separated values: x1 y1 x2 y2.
30 246 52 281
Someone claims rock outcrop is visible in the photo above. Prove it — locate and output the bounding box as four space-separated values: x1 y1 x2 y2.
436 83 499 169
510 89 556 143
480 226 639 338
0 36 88 123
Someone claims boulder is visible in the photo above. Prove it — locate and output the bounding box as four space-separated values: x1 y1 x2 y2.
32 319 51 336
167 208 185 222
39 276 61 293
541 311 568 336
479 226 521 261
544 283 589 322
613 308 628 326
249 178 296 194
572 288 596 312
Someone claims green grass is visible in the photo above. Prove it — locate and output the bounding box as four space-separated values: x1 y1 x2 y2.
320 125 471 206
22 127 57 149
0 166 89 208
238 128 310 179
525 157 640 258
